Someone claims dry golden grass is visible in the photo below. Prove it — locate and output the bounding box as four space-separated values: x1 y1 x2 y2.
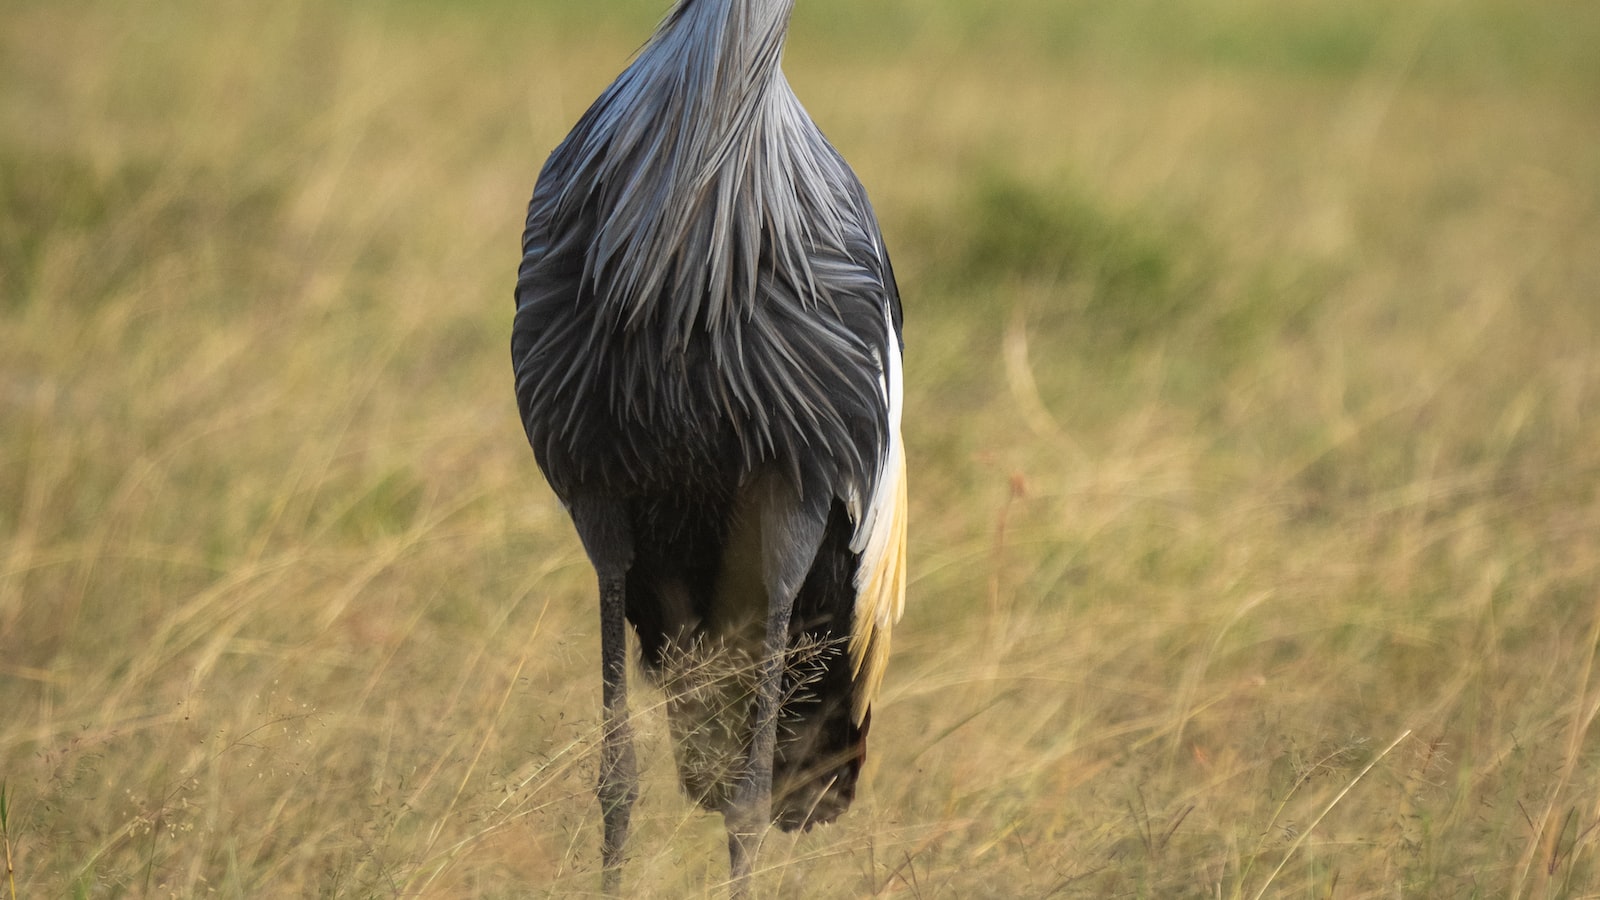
3 0 1600 896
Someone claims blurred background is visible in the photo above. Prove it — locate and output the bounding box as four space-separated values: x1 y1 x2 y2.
2 0 1598 895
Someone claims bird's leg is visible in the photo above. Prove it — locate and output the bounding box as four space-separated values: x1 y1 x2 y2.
598 571 637 895
726 479 829 896
726 584 796 892
567 497 637 896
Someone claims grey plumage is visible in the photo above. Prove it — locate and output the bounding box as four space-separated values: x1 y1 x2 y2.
511 0 907 893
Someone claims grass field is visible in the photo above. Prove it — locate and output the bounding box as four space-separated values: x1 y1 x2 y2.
4 0 1600 895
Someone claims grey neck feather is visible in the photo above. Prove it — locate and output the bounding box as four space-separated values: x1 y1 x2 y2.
559 0 850 345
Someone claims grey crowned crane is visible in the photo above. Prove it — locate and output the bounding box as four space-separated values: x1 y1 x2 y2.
511 0 906 892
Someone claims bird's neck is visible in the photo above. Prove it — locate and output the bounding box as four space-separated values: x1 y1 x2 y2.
653 0 796 99
574 0 811 339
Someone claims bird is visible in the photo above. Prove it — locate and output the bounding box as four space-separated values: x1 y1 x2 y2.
511 0 906 893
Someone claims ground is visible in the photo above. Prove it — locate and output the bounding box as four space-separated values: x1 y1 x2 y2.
2 0 1599 896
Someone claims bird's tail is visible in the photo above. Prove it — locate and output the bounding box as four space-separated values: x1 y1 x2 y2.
771 632 867 831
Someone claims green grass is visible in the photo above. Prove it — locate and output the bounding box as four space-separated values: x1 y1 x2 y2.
3 0 1600 895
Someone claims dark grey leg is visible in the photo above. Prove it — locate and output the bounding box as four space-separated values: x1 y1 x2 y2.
598 571 636 895
726 480 829 897
566 497 636 896
726 584 797 894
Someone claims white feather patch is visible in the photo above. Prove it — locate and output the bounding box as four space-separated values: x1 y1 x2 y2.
847 308 907 723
